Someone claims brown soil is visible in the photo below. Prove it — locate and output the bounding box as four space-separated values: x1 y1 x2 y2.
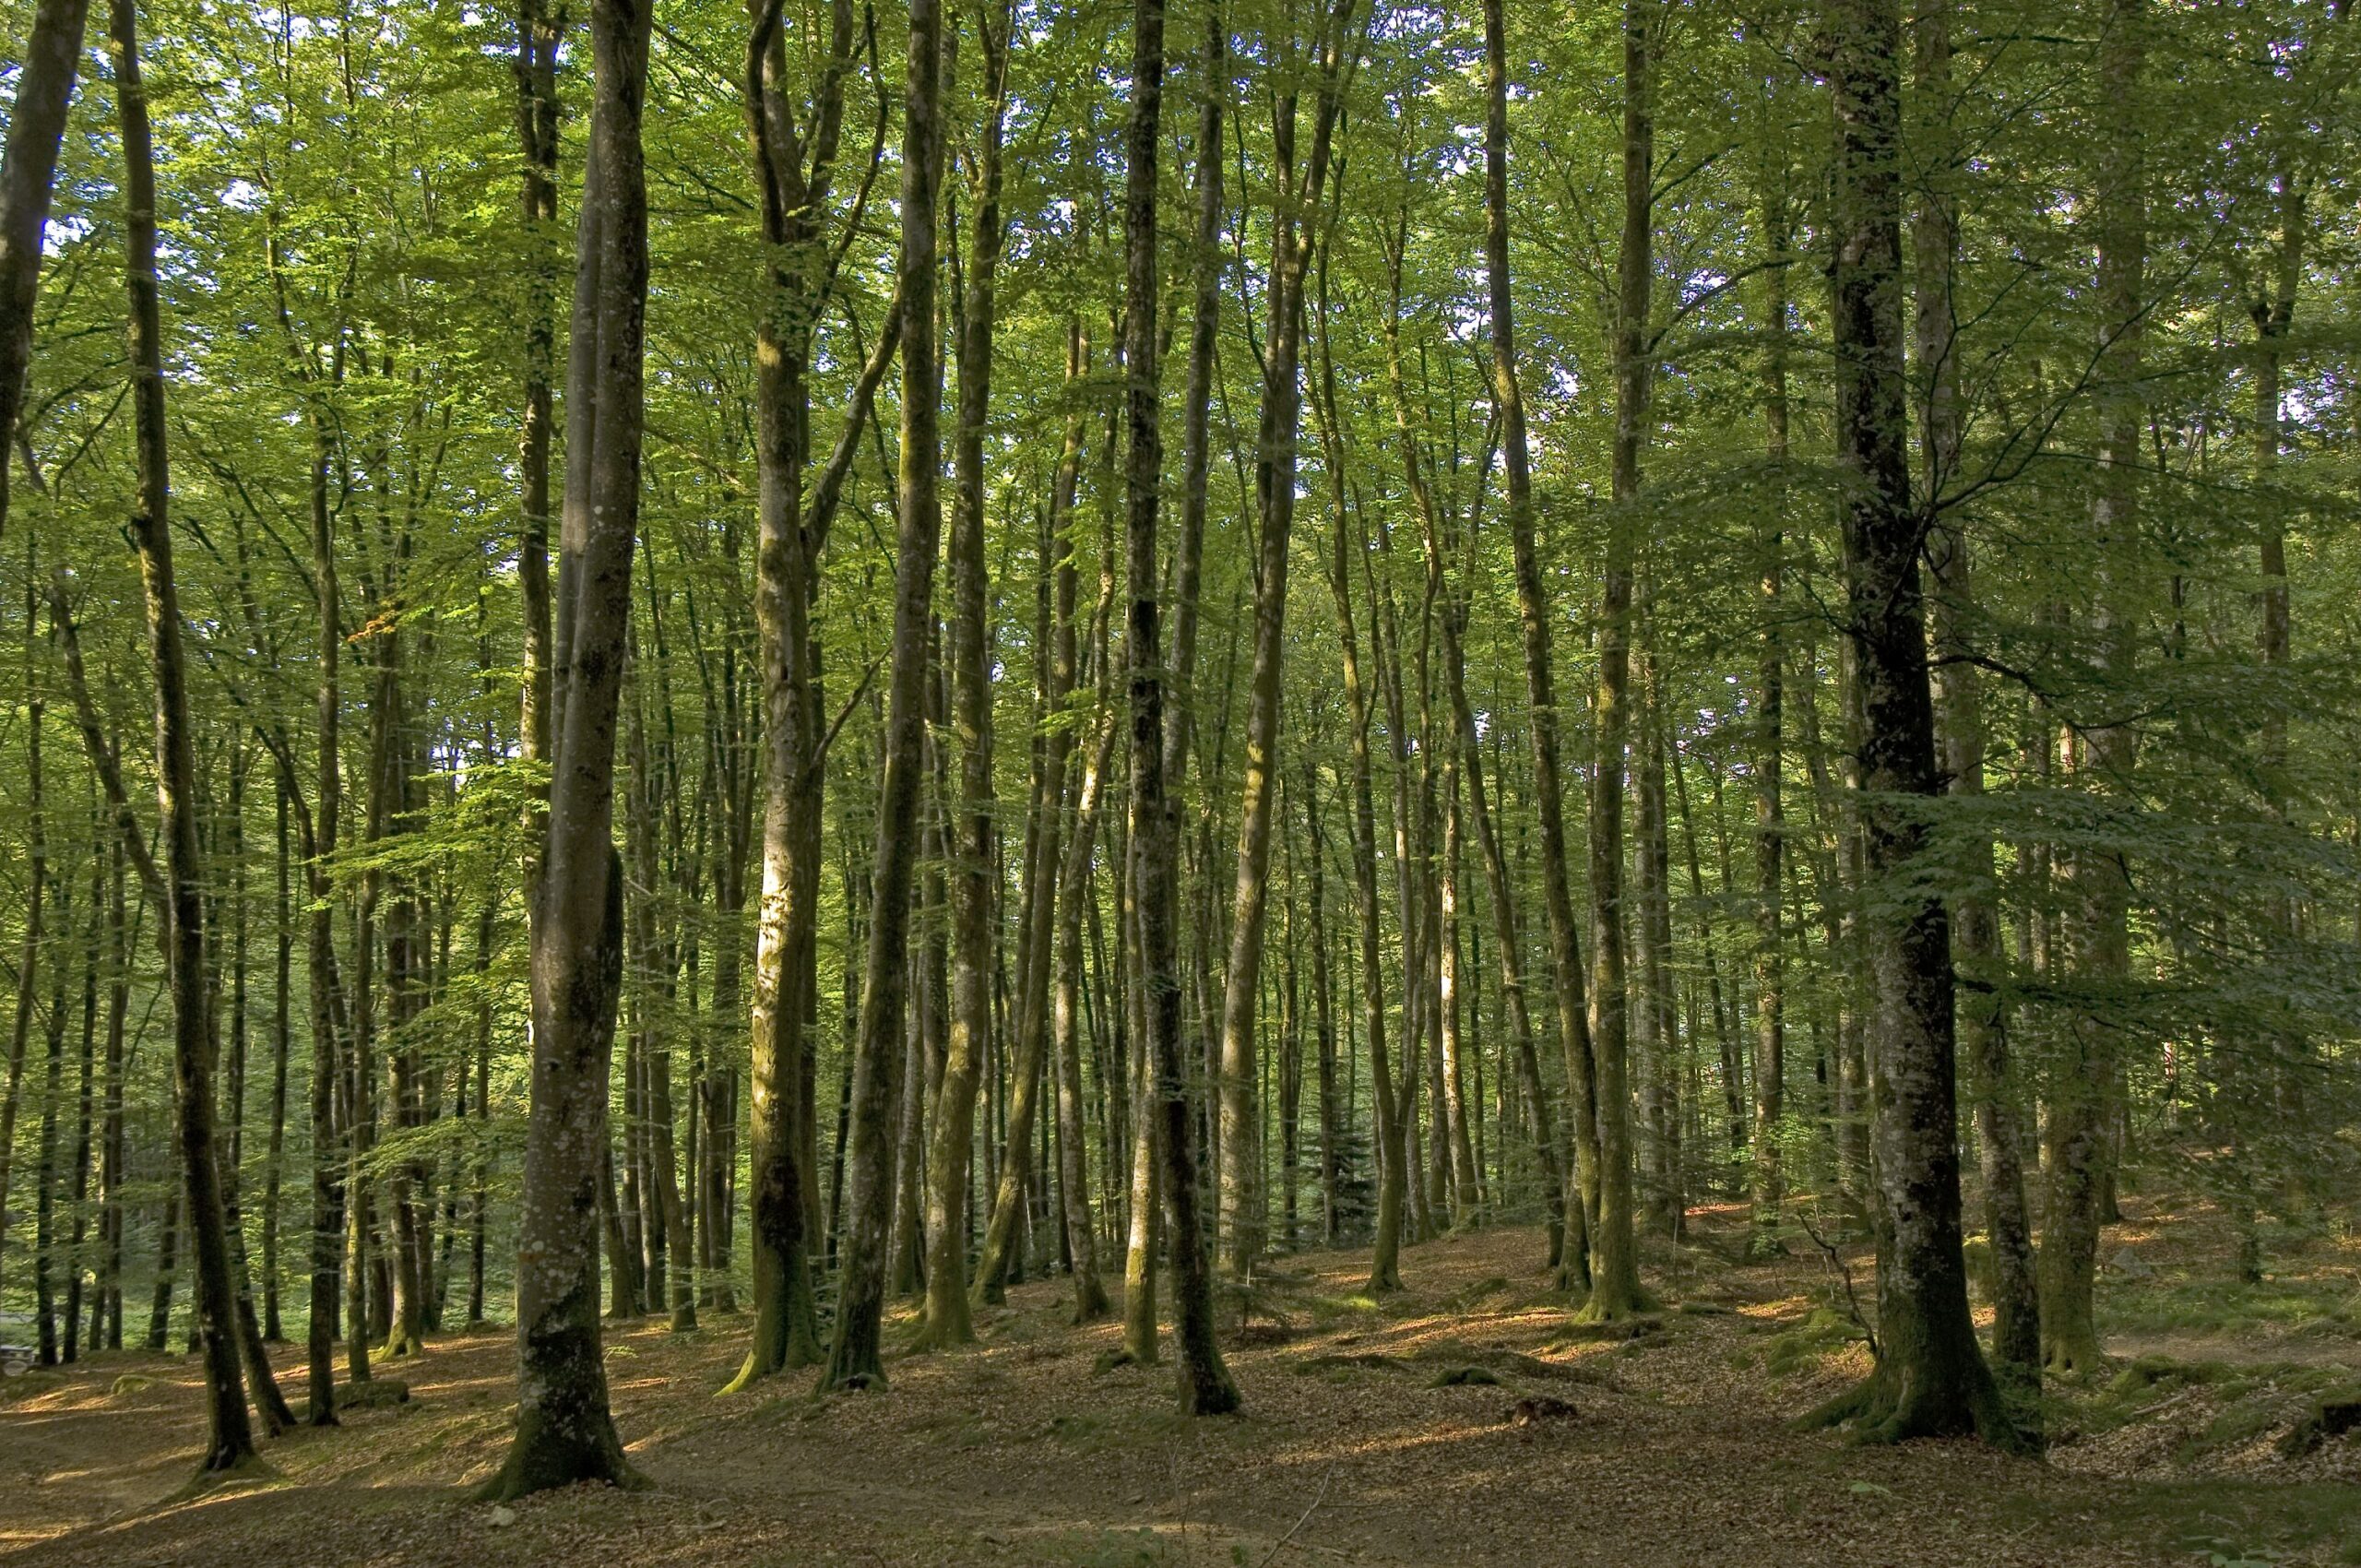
3 1206 2351 1567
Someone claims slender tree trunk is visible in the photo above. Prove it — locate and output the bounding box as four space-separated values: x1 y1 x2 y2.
1214 9 1351 1278
113 0 257 1471
1054 721 1117 1320
1747 148 1788 1250
63 865 99 1361
822 0 943 1393
1483 0 1595 1294
1301 754 1344 1246
261 787 291 1341
33 864 68 1364
1123 0 1236 1414
930 0 1014 1335
1914 0 2038 1384
2041 0 2144 1382
1577 0 1654 1321
0 613 43 1299
1311 294 1402 1292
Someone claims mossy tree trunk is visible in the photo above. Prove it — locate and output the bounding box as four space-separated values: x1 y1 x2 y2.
1809 0 2016 1449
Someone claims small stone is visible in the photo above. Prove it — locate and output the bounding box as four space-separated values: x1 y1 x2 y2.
485 1505 517 1528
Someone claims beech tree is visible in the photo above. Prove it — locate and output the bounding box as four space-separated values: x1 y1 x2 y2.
1 0 2356 1481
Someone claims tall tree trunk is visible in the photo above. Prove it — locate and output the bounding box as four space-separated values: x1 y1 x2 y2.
1214 6 1352 1278
931 0 1015 1335
1124 0 1236 1415
64 861 100 1361
0 588 43 1298
821 0 943 1393
1746 133 1788 1253
479 0 652 1498
97 837 125 1352
302 387 352 1422
1053 719 1118 1321
1914 0 2038 1384
0 0 94 548
1807 0 2014 1448
261 786 291 1341
1632 644 1681 1239
2040 0 2144 1382
1312 283 1402 1292
729 0 874 1387
33 859 69 1364
1301 754 1344 1246
113 0 258 1471
1483 0 1595 1294
1580 0 1653 1321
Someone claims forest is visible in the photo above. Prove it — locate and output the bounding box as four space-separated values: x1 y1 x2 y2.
0 0 2357 1560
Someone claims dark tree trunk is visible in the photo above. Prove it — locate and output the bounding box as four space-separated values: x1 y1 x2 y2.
821 0 943 1393
0 0 94 549
1483 0 1595 1295
113 0 259 1472
1124 0 1236 1416
1913 0 2039 1385
478 0 652 1499
1807 0 2016 1449
932 0 1014 1334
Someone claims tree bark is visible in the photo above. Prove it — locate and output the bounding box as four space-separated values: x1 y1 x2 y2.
1483 0 1595 1294
1807 0 2015 1448
1746 131 1789 1253
2040 0 2144 1382
931 0 1015 1334
112 0 259 1472
1579 0 1653 1321
0 0 93 549
1124 0 1236 1415
821 0 943 1393
479 0 652 1498
1914 0 2038 1384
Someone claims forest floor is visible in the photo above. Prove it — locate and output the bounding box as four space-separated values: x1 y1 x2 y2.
4 1194 2357 1568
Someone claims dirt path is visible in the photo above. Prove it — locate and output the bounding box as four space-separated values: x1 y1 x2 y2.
2 1218 2349 1567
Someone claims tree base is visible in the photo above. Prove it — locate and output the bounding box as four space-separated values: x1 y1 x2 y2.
170 1450 270 1503
1799 1362 2037 1455
718 1336 823 1396
1177 1366 1242 1417
1572 1281 1657 1324
472 1409 644 1503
